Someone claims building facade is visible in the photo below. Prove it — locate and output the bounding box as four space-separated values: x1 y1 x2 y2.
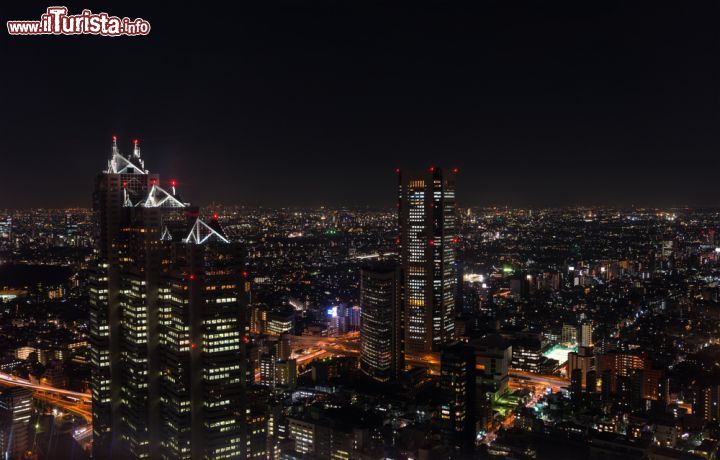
359 263 403 382
440 343 476 454
398 167 458 354
91 137 249 459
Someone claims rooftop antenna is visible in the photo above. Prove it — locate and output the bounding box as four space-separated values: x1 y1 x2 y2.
133 138 141 158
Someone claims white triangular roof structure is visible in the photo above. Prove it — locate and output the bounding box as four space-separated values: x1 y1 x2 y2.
106 152 147 175
183 218 229 244
105 138 148 174
137 184 187 208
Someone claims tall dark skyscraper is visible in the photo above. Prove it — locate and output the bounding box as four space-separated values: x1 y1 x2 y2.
90 137 156 457
359 263 403 382
90 137 249 459
440 343 476 454
158 233 250 459
398 167 458 354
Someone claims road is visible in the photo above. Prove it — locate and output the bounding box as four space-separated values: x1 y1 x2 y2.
288 333 570 389
0 371 91 401
0 371 92 423
34 392 92 423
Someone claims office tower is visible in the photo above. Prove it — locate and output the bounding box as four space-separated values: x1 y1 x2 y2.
266 309 295 336
287 418 315 455
578 322 593 347
91 137 249 459
241 394 269 460
260 351 278 388
286 413 371 459
91 137 157 457
398 167 458 354
265 400 285 460
359 263 403 382
510 333 545 374
158 230 249 460
440 343 476 454
327 305 347 337
0 388 32 460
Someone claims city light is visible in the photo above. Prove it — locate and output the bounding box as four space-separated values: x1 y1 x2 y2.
3 5 716 457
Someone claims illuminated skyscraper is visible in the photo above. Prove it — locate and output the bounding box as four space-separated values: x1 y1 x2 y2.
158 229 250 460
359 263 403 382
90 137 157 457
91 137 249 459
398 167 458 354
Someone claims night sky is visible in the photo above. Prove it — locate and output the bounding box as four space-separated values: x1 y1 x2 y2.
3 1 720 208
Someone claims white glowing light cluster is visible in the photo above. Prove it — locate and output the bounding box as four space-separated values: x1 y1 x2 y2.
106 137 148 174
183 218 230 245
137 184 187 208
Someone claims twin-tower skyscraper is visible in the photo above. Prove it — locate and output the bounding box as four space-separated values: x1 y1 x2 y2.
89 137 250 460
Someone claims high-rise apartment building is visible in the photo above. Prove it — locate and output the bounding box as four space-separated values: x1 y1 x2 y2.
398 167 458 354
578 323 593 347
695 385 720 422
91 137 249 459
567 346 595 389
359 263 403 382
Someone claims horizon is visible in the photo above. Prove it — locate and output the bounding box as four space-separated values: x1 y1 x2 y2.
4 2 720 208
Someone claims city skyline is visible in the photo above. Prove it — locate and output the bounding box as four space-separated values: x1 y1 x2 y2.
4 2 720 460
4 2 720 209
